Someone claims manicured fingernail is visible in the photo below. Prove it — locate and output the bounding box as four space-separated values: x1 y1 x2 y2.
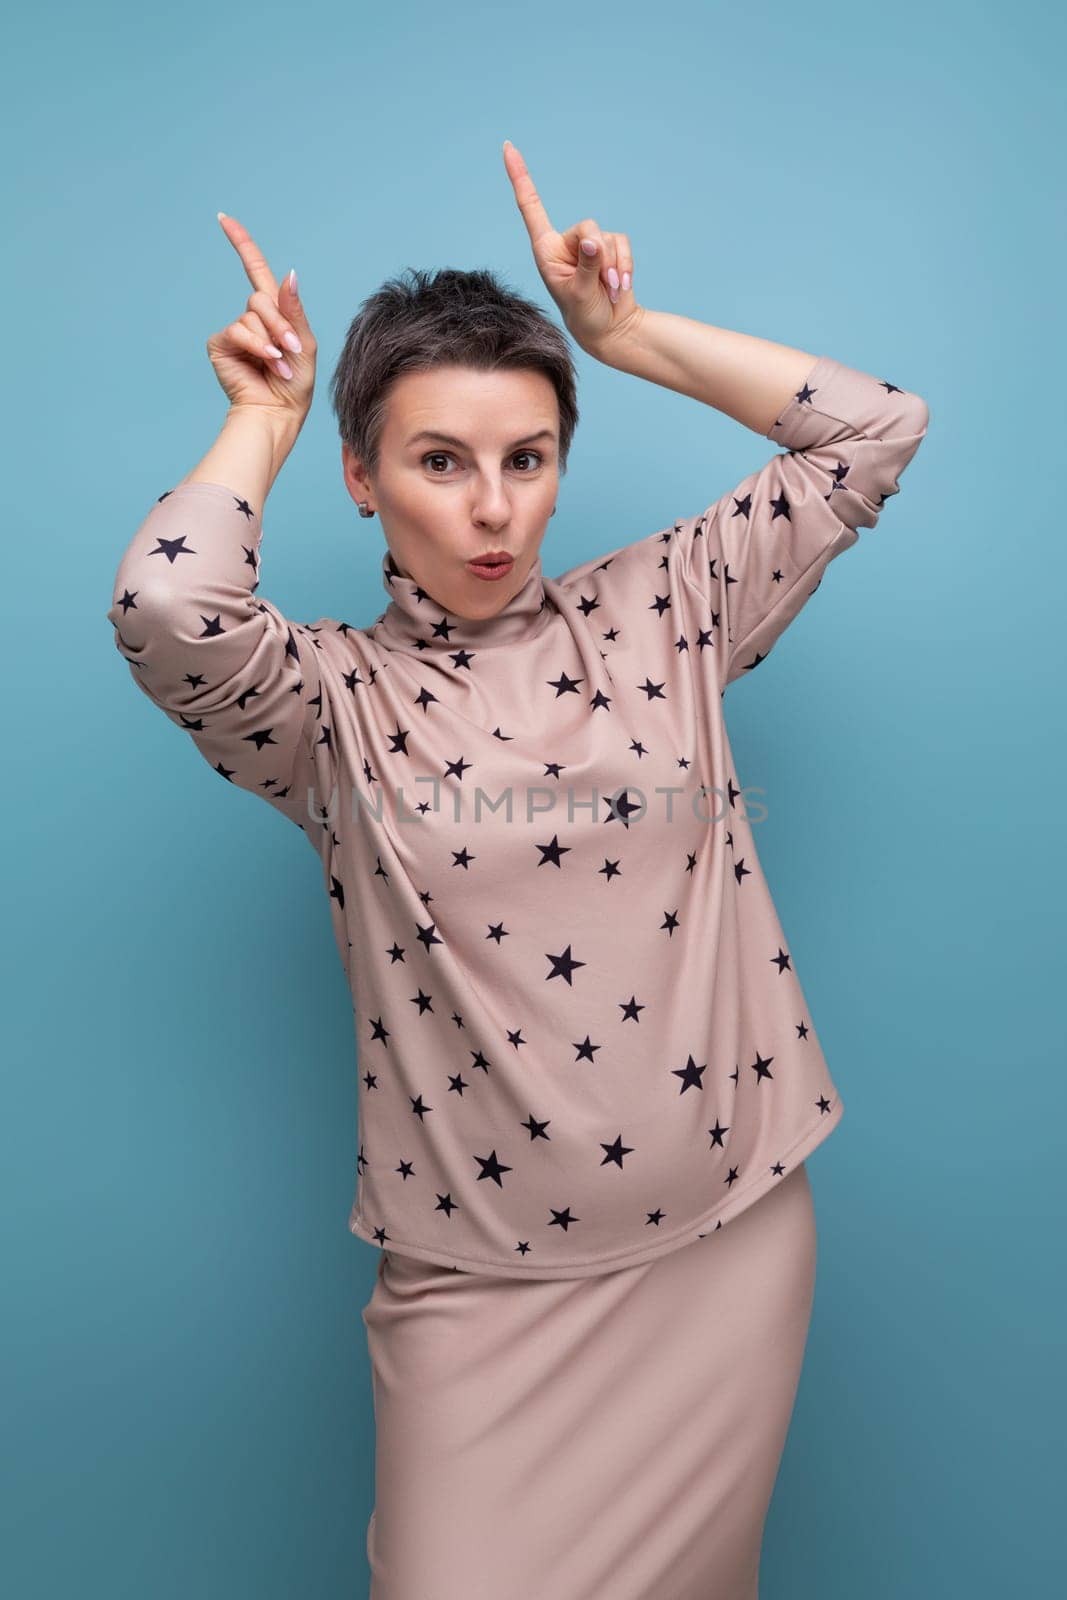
621 270 631 292
275 358 293 379
264 343 284 359
607 267 619 292
282 330 302 353
580 239 597 256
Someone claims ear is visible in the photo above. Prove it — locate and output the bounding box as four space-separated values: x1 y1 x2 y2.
341 442 373 507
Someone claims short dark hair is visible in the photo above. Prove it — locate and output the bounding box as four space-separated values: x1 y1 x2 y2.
328 266 580 481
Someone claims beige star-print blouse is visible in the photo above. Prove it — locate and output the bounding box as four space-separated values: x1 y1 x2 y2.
107 352 930 1279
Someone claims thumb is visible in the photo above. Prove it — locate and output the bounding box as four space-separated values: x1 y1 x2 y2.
577 236 602 292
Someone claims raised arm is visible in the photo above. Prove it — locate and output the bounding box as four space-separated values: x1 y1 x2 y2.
105 217 340 837
106 435 335 836
499 145 930 690
584 319 929 690
679 350 931 688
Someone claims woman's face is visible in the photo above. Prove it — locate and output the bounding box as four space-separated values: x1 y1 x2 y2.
342 364 561 620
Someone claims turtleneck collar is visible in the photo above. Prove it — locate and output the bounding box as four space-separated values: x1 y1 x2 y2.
372 548 554 653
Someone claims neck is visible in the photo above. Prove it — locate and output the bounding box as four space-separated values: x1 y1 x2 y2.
373 548 553 653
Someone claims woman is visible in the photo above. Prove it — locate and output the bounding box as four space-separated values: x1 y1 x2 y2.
106 141 929 1598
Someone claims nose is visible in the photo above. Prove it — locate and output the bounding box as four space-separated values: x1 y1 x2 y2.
469 478 512 527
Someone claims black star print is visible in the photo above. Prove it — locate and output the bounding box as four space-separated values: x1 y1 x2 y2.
547 670 583 696
474 1149 513 1186
535 834 571 867
148 534 196 564
546 944 586 985
605 790 642 827
600 1134 634 1168
748 1051 774 1083
672 1054 706 1093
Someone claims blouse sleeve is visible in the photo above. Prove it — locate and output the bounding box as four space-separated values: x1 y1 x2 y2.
104 481 340 838
672 353 930 691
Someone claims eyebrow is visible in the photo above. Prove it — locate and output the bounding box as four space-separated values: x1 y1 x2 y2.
405 428 557 450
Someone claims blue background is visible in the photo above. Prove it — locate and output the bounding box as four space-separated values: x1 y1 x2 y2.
5 0 1063 1594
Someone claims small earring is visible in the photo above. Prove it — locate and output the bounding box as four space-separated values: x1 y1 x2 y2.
551 505 557 516
357 501 375 518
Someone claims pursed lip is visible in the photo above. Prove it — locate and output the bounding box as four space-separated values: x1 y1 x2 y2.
467 551 514 564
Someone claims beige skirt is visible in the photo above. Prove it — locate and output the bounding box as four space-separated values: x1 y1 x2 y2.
361 1160 818 1600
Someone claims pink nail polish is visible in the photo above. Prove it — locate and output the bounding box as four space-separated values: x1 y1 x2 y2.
621 270 631 292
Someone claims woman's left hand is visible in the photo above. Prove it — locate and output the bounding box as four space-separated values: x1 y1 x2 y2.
502 140 643 357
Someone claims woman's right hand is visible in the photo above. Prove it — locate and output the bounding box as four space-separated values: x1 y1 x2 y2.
206 213 317 421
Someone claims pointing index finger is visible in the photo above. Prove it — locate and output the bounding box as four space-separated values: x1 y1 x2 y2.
502 141 555 246
216 212 280 298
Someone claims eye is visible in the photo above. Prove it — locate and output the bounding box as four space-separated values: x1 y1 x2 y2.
420 450 545 474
